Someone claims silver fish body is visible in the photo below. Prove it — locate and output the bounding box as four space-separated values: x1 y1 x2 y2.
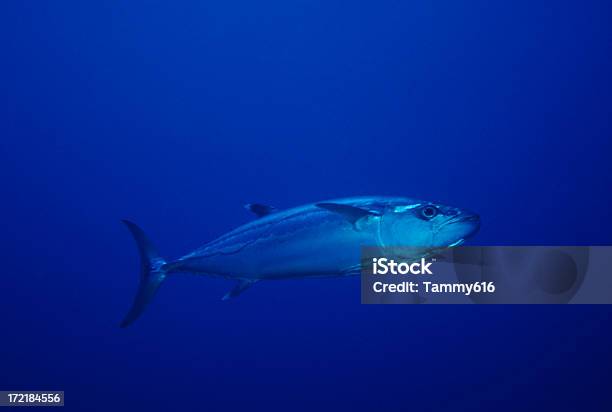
120 196 479 327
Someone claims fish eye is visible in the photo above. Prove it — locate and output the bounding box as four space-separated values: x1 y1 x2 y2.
421 206 438 219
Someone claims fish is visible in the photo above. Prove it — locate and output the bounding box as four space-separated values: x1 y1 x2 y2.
120 196 480 327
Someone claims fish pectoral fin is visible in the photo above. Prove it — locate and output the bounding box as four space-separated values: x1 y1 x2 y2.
315 202 379 226
222 279 258 301
244 203 277 218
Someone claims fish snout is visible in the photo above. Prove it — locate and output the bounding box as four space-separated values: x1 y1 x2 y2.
457 212 480 239
434 211 480 247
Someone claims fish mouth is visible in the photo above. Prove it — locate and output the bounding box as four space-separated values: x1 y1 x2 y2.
458 213 481 240
442 213 480 226
436 213 480 246
460 214 480 223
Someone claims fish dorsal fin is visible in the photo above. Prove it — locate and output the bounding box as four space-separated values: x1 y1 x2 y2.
244 203 277 218
316 202 379 225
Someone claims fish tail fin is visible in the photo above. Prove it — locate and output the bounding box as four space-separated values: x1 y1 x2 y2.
120 220 168 328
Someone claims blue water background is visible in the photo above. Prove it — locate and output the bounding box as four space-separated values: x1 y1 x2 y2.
1 1 612 410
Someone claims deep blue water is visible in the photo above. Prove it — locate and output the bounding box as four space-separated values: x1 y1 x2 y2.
2 1 612 410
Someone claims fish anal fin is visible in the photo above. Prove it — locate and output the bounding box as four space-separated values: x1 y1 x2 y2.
222 279 258 301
